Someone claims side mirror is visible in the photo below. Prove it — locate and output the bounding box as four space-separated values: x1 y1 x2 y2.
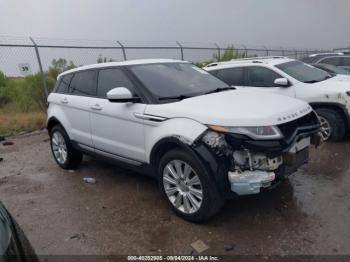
274 78 290 87
107 87 140 103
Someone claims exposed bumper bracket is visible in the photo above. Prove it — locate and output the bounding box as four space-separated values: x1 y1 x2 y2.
228 170 276 195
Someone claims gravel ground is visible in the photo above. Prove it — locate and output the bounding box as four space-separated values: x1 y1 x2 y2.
0 130 350 256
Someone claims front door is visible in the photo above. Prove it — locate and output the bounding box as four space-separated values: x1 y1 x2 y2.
89 67 146 163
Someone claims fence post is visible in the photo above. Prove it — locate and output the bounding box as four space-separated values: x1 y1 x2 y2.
263 46 269 56
117 41 127 61
294 48 298 59
280 46 285 56
29 37 48 97
242 45 248 57
214 43 221 61
176 41 184 60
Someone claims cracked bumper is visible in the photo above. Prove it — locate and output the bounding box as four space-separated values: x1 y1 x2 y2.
228 170 276 195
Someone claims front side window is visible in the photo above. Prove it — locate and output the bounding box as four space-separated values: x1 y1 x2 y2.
276 61 331 83
215 67 245 86
97 68 134 98
246 66 281 87
69 70 96 96
320 57 341 66
129 63 227 99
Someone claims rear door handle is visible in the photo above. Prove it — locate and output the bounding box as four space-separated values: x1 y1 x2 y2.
90 104 103 111
60 98 68 104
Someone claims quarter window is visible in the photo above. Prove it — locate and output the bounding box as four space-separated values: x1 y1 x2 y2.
56 74 73 94
69 70 96 96
97 68 134 98
215 67 245 86
247 67 281 87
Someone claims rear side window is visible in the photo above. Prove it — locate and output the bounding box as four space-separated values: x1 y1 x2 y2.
56 74 73 94
97 68 134 98
320 57 341 66
342 57 350 66
214 67 245 86
246 66 281 87
69 70 96 96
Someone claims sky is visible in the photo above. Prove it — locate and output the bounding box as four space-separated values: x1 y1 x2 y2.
0 0 350 50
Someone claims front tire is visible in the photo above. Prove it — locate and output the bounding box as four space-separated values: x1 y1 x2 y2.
50 125 83 169
315 108 346 142
158 149 224 222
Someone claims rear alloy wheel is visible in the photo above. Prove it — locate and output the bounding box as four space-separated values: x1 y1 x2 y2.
159 149 224 222
50 125 83 169
51 131 68 165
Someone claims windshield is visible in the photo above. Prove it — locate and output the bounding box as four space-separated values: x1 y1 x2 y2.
130 63 228 99
319 64 350 75
276 61 331 83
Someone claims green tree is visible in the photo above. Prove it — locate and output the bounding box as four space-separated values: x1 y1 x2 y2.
97 54 114 63
213 45 248 62
48 58 76 80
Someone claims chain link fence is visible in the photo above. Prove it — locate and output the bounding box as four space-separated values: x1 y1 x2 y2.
0 35 329 96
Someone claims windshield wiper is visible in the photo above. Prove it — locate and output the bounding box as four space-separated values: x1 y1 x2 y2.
158 94 194 101
304 75 334 83
204 86 236 95
303 79 320 83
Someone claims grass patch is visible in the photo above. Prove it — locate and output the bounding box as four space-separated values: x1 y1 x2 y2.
0 111 46 137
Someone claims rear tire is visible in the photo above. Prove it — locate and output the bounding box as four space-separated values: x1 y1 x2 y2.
158 149 224 222
50 125 83 169
315 108 346 142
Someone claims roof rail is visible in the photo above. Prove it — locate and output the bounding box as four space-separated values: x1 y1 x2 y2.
230 56 288 61
309 52 344 57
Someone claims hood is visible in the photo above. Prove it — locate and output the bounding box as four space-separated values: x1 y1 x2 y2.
145 89 312 127
310 76 350 93
329 74 350 82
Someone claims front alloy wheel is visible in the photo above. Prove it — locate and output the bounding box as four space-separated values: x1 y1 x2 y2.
163 160 203 214
319 115 332 141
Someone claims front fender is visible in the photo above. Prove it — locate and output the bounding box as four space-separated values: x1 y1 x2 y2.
145 118 207 163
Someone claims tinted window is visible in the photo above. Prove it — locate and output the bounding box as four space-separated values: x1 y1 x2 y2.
342 57 350 66
130 63 227 98
320 57 341 66
276 61 330 83
215 67 244 86
56 74 73 94
247 67 281 87
69 70 96 96
97 68 134 98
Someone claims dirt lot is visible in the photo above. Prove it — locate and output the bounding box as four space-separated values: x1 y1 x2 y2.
0 130 350 256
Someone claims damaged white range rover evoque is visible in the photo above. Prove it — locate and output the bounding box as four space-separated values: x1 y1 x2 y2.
47 59 321 222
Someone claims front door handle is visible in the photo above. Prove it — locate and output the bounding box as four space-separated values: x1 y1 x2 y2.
90 104 103 111
60 98 68 104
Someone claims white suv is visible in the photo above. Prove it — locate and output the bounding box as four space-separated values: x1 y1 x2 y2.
204 57 350 141
47 59 321 222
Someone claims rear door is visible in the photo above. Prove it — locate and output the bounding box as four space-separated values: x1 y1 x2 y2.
212 67 245 87
61 70 96 147
89 67 146 163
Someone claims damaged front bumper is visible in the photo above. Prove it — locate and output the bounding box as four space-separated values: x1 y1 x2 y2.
228 170 276 195
227 143 310 196
196 112 321 197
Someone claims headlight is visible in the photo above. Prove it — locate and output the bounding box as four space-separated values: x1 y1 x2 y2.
209 125 283 140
